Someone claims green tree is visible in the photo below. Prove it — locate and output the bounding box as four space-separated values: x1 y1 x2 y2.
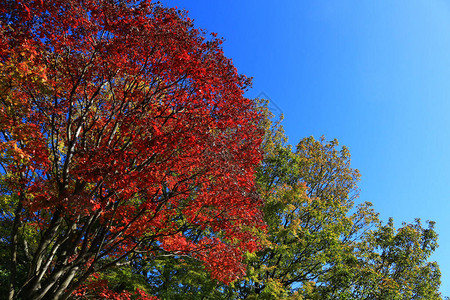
236 110 443 299
309 218 441 300
234 117 375 299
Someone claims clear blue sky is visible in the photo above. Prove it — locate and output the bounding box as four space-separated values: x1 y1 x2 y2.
165 0 450 295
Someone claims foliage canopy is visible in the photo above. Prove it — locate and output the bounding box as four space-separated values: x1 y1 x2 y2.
0 1 264 299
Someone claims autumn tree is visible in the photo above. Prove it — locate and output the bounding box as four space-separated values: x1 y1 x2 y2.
0 1 264 299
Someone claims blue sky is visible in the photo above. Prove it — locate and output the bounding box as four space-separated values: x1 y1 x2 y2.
165 0 450 295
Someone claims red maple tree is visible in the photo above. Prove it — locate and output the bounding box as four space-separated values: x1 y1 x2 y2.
0 1 264 299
